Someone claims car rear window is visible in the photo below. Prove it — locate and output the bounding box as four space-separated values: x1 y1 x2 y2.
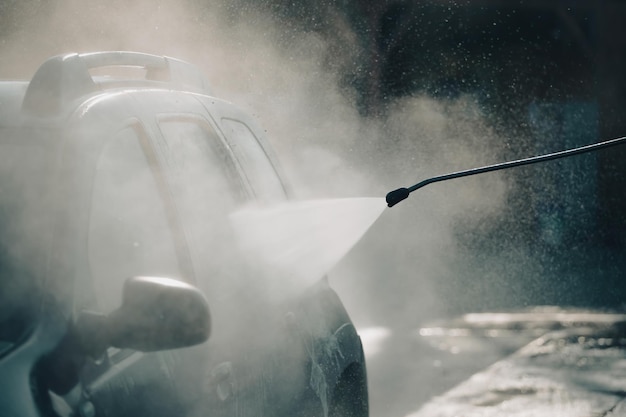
219 118 286 203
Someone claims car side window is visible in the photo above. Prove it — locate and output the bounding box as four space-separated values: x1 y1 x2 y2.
158 119 246 296
88 126 181 313
219 118 286 202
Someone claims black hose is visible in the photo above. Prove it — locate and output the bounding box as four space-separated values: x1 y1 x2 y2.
386 136 626 208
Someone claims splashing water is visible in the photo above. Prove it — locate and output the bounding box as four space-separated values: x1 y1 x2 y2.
229 198 386 291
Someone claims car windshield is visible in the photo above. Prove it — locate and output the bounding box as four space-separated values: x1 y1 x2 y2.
0 129 51 345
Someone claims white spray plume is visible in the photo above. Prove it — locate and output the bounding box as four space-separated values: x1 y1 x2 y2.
229 198 387 291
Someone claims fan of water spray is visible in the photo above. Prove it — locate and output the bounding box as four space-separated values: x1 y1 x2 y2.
229 197 386 290
228 136 626 293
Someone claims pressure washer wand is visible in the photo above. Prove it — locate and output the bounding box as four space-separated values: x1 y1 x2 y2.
386 135 626 208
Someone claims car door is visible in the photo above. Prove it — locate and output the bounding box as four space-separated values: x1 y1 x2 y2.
149 106 299 416
76 121 191 417
151 114 251 415
153 100 313 416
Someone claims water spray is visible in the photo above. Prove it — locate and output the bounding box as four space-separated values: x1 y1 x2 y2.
386 136 626 208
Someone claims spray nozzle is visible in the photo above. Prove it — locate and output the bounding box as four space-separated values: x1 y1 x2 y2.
386 135 626 208
386 188 410 207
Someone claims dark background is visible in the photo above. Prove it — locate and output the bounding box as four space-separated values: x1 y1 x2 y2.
258 0 626 312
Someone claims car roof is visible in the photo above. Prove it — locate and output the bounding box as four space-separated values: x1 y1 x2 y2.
0 52 292 197
5 51 212 119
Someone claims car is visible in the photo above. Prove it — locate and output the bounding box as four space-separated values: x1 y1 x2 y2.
0 51 368 417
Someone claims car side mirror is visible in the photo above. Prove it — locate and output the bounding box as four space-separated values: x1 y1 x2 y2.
45 277 210 395
105 276 211 352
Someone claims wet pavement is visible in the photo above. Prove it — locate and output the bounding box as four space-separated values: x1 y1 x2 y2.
357 309 626 417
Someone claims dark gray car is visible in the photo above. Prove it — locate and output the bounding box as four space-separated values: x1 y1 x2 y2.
0 52 367 417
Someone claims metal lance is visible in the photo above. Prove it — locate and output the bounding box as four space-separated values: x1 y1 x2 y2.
386 136 626 208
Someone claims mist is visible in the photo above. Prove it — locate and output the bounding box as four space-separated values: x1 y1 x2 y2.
0 1 581 416
2 0 514 307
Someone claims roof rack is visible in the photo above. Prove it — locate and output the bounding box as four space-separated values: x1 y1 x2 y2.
22 51 212 116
